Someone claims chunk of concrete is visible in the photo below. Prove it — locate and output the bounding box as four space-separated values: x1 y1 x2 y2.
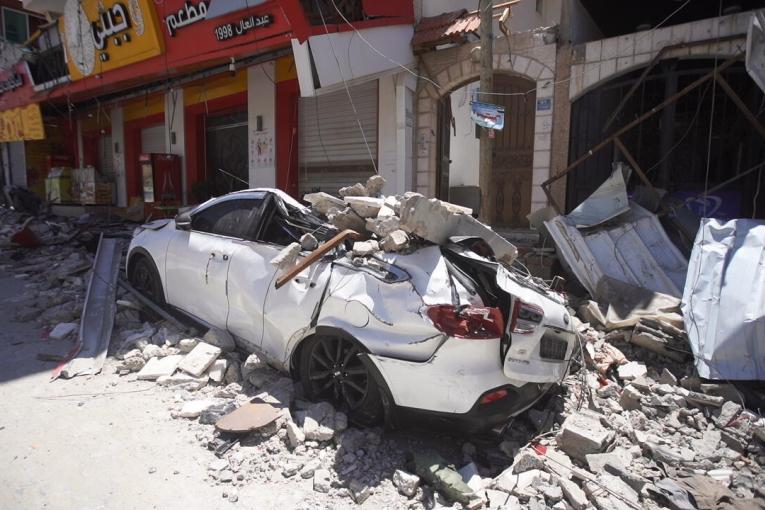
270 242 301 271
344 196 384 218
338 182 367 197
556 413 614 461
399 194 516 264
366 216 400 237
617 361 647 381
458 462 485 492
178 337 199 353
202 328 235 352
352 240 379 257
619 385 643 411
585 448 631 473
49 322 78 340
300 233 318 251
364 174 386 196
513 450 545 473
377 195 400 217
179 399 218 418
285 419 305 448
557 478 589 510
381 229 410 252
207 359 228 383
393 469 420 497
415 451 473 504
313 469 331 493
715 400 742 427
136 354 184 381
178 342 221 377
328 207 366 232
303 192 345 215
156 372 209 390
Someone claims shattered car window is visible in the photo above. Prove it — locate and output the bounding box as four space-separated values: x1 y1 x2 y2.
192 198 264 238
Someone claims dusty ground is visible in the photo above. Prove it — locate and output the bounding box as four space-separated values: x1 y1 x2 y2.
0 271 313 510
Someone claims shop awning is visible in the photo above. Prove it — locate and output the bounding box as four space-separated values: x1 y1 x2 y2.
411 9 480 53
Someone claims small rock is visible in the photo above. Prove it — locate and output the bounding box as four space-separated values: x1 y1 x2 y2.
142 344 163 360
338 183 367 197
179 399 218 418
300 459 321 479
381 229 410 252
349 479 371 504
313 469 331 493
270 243 301 271
351 240 379 257
240 353 266 380
136 354 184 380
617 361 647 381
556 413 614 461
203 329 236 352
364 174 386 196
513 450 545 473
715 400 742 427
286 419 305 448
178 342 221 377
178 337 199 353
659 368 677 385
619 385 643 411
207 359 228 383
393 469 420 497
557 477 589 510
300 233 318 251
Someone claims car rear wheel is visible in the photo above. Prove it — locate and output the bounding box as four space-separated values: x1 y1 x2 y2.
299 335 384 426
129 256 165 306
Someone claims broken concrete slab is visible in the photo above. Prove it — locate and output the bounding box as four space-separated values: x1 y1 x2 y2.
617 361 648 381
393 469 420 497
344 196 384 218
178 342 221 377
381 229 410 252
202 328 235 352
207 359 228 383
619 385 643 411
585 448 631 473
365 216 400 237
556 413 614 461
136 354 184 381
557 477 589 510
156 372 209 390
513 450 545 473
338 183 367 197
629 320 688 362
270 242 301 271
303 192 345 215
179 399 218 418
364 174 386 196
351 240 379 257
327 207 366 232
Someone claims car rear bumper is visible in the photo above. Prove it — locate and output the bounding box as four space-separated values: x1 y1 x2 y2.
392 382 554 434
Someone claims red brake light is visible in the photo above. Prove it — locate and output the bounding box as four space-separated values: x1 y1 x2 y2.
509 300 544 334
479 389 508 404
426 305 504 339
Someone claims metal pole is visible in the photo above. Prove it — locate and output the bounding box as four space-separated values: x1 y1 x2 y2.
478 0 494 223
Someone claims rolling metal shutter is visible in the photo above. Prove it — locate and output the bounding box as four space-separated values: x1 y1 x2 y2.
140 124 167 155
298 80 377 195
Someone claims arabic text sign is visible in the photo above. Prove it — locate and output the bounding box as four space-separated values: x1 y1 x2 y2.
470 101 505 130
0 104 45 142
214 14 272 41
165 0 208 37
61 0 164 80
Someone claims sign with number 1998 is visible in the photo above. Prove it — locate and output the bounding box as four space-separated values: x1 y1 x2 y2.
214 23 234 41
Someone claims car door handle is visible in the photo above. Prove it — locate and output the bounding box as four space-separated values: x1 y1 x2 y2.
222 254 229 261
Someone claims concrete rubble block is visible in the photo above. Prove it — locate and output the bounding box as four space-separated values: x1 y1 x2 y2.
49 322 78 340
303 192 345 216
351 240 379 257
658 368 678 385
299 233 318 251
381 230 410 252
685 391 724 407
459 462 486 492
584 474 638 510
178 342 221 377
348 479 372 504
313 468 331 493
207 359 228 383
541 448 574 480
118 356 146 372
541 484 563 504
224 360 241 384
602 463 648 493
270 242 301 271
619 385 643 411
617 361 648 381
642 440 695 466
178 337 199 353
240 353 267 380
365 216 400 237
513 450 545 474
556 412 614 461
557 477 589 510
328 207 366 233
285 419 305 448
578 301 606 328
377 195 400 217
136 354 184 381
202 328 236 352
179 399 219 418
302 401 336 441
399 194 516 264
156 372 209 390
344 196 384 218
338 183 368 197
300 459 321 478
692 429 722 461
392 469 420 497
715 400 743 427
199 400 237 425
415 451 473 504
364 174 386 196
585 448 631 473
142 344 163 360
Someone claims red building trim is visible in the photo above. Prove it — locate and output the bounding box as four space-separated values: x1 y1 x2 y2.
124 112 164 199
276 77 300 197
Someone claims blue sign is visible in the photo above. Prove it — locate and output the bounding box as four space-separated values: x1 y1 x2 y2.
537 98 552 111
470 101 505 130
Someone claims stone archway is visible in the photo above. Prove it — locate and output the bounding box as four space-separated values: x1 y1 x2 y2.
414 29 557 219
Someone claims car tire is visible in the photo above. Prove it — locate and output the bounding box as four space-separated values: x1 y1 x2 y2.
129 255 166 307
299 335 384 426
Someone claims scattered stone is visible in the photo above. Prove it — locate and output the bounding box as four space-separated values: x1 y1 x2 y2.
285 419 305 448
142 344 163 360
716 400 743 427
240 353 266 380
156 372 209 390
270 242 301 271
393 469 420 497
207 359 228 383
685 391 724 407
49 322 78 340
381 229 410 252
348 479 371 504
365 216 400 237
136 354 184 381
339 183 367 197
364 174 386 196
299 233 318 251
178 342 221 377
202 328 236 352
344 196 384 218
300 459 321 479
659 368 678 385
617 361 648 381
313 469 331 493
118 355 145 372
328 207 366 232
557 477 589 510
556 413 614 461
178 338 199 353
304 192 345 215
351 240 379 257
223 361 241 384
619 385 643 411
179 399 218 418
513 450 545 473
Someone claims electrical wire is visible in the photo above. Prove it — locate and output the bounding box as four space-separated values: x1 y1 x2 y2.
315 0 379 174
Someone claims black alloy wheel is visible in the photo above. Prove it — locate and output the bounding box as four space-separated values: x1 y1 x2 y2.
129 256 165 306
300 335 384 425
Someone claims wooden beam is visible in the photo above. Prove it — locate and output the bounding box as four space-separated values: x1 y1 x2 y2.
275 229 360 289
613 137 672 216
714 72 765 142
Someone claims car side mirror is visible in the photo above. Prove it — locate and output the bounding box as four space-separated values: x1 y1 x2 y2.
175 211 192 231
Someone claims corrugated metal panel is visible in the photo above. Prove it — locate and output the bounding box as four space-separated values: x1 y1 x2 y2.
140 124 166 154
545 203 688 298
299 80 377 166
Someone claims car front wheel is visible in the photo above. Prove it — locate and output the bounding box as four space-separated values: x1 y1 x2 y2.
299 335 384 426
129 255 165 307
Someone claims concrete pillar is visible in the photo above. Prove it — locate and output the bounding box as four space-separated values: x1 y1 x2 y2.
76 118 84 168
164 89 187 205
247 62 276 188
111 106 127 207
396 73 416 193
377 75 397 194
549 44 573 212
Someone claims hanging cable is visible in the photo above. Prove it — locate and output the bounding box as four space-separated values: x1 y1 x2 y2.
314 0 378 174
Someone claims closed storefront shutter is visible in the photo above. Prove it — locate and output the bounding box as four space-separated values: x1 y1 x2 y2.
298 80 377 196
98 135 114 179
140 124 167 155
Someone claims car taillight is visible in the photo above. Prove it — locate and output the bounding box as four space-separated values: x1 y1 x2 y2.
426 305 504 339
509 300 544 334
479 389 508 404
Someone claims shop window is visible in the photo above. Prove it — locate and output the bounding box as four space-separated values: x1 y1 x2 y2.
3 8 29 44
192 198 263 238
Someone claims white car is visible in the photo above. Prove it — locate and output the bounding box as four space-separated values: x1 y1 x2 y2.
127 189 576 432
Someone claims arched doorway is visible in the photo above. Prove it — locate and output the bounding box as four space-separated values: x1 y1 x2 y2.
437 73 537 228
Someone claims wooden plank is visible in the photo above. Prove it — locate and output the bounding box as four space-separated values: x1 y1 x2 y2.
274 229 361 289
